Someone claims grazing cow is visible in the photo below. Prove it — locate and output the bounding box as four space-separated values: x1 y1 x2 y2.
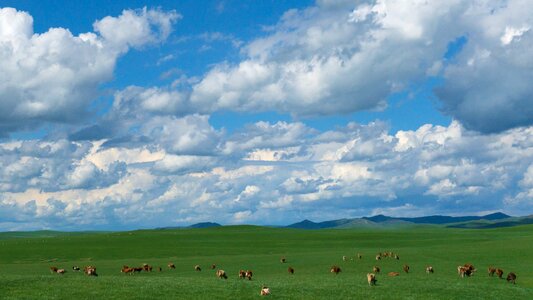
330 266 341 275
506 272 517 284
121 266 134 274
395 255 400 260
367 273 377 286
84 266 97 276
343 255 347 261
143 264 153 272
464 263 476 273
288 267 294 274
488 267 496 277
133 267 143 273
194 265 201 272
373 266 380 273
245 270 253 280
158 267 162 272
458 266 473 278
50 267 58 274
388 272 400 277
495 268 504 279
211 264 216 270
426 266 434 274
375 255 381 261
168 263 176 269
260 286 270 296
239 270 246 279
72 266 80 271
280 257 286 263
56 269 66 274
403 265 410 273
357 253 362 259
216 269 228 279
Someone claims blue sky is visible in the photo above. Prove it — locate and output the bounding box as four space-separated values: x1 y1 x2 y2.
0 1 532 230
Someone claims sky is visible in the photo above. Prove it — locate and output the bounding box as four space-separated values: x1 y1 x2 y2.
0 0 532 231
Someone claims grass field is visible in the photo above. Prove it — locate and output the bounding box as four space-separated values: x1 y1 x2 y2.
0 225 532 299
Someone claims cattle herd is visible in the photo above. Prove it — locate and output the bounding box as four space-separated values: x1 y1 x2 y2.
47 251 518 296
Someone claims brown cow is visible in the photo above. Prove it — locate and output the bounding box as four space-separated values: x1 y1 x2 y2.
168 263 176 269
245 270 253 280
143 264 153 272
373 266 380 273
375 255 381 261
211 264 216 270
216 269 228 279
426 266 434 274
388 272 400 276
458 266 473 278
367 273 377 286
288 266 294 274
280 257 286 263
506 272 517 284
84 266 97 276
239 270 246 279
495 268 504 279
194 265 201 272
395 255 400 260
50 266 58 274
330 266 341 274
403 265 410 273
133 267 143 273
488 267 496 277
121 266 134 274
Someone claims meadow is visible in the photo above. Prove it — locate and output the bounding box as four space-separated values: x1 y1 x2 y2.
0 225 532 299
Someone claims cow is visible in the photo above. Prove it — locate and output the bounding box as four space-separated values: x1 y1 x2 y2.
388 272 400 276
239 270 246 279
375 255 381 261
158 267 162 272
288 266 294 274
458 266 473 278
168 263 176 269
133 267 143 273
143 264 153 272
506 272 517 284
403 265 410 273
395 255 400 260
426 266 434 274
495 268 504 279
216 269 228 279
357 253 362 259
464 263 476 273
280 257 286 263
121 266 134 274
367 273 377 286
488 267 496 277
211 264 217 270
72 266 80 271
50 267 58 274
260 286 271 296
194 265 201 272
330 266 341 275
56 269 66 274
373 266 380 273
245 270 253 280
84 266 97 276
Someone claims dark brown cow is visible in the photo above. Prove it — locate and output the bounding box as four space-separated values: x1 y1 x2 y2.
373 266 380 273
245 270 253 280
506 272 517 284
488 267 496 276
211 264 216 270
143 264 153 272
403 265 410 273
239 270 246 279
367 273 377 286
133 267 143 273
330 266 341 275
216 269 228 279
194 265 201 271
288 266 294 274
495 268 504 279
50 266 58 274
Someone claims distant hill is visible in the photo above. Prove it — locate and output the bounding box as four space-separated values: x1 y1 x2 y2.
188 222 222 229
286 212 515 229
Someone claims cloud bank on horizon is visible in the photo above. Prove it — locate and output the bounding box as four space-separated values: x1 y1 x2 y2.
0 0 532 230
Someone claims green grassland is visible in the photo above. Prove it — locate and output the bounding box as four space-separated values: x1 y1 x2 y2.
0 225 532 299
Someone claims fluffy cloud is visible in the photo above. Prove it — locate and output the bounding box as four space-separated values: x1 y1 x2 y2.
1 121 532 230
0 7 178 136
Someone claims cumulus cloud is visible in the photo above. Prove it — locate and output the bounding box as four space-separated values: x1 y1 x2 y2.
0 7 178 136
